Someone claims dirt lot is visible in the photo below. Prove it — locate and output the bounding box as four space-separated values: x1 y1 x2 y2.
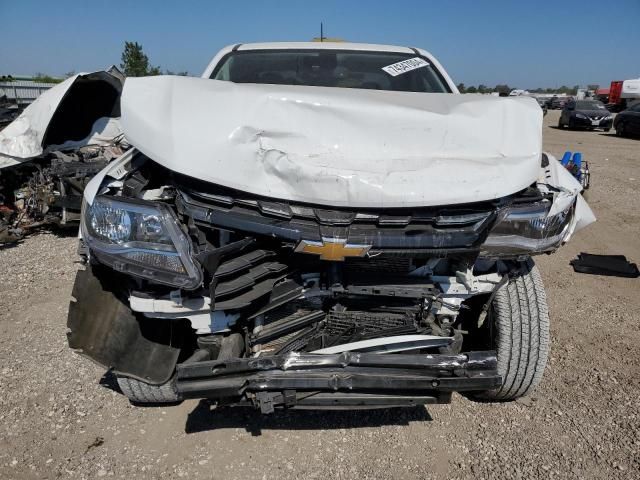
1 110 639 480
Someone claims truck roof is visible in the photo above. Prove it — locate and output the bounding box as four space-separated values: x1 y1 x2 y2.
233 41 417 53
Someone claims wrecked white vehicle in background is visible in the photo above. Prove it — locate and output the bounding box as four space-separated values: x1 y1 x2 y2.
67 43 594 412
0 69 127 243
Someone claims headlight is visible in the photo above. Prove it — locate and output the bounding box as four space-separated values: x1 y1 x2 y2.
575 113 588 120
82 196 202 289
480 201 573 257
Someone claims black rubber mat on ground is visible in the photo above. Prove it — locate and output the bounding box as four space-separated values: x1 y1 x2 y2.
570 253 639 278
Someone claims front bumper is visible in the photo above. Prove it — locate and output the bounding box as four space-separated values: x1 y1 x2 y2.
176 351 501 412
572 116 613 129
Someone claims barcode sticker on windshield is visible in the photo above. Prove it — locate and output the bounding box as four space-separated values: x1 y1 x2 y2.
382 57 429 76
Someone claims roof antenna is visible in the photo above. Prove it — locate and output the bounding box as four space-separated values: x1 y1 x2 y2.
320 22 325 42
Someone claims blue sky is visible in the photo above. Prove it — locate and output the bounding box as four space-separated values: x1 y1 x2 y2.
1 0 638 88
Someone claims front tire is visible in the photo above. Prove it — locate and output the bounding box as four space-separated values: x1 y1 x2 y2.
116 375 181 404
616 122 625 137
473 260 550 401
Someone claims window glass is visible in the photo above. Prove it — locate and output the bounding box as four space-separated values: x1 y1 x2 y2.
575 100 606 110
212 50 451 93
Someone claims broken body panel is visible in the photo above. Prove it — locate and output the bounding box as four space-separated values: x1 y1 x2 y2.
0 69 126 243
66 43 594 411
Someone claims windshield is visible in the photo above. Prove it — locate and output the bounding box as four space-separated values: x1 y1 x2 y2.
575 100 606 110
211 50 451 93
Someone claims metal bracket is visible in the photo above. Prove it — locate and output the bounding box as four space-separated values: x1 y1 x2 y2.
253 390 298 413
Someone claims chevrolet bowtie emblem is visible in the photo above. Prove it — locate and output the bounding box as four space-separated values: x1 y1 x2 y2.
295 238 371 261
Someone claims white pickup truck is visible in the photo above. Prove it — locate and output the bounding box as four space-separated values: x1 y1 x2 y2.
60 42 593 413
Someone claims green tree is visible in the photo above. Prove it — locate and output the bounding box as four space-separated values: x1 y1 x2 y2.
466 85 477 93
456 83 466 93
33 73 63 84
120 41 161 77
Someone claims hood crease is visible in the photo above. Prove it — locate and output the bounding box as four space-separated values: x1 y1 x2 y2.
121 76 543 208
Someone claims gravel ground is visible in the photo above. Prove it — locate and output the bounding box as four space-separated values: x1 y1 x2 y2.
0 110 639 480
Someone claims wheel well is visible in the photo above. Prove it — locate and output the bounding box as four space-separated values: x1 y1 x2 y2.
457 294 493 351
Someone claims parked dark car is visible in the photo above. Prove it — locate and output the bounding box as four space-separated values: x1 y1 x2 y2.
547 96 568 109
558 99 613 131
614 103 640 137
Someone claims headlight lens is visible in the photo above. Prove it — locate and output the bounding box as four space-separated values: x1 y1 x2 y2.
89 202 133 242
480 202 574 257
82 196 202 289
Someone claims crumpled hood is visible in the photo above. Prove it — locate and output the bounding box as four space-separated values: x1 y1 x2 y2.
121 76 543 208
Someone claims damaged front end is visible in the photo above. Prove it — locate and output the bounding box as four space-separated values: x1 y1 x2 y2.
0 69 126 243
67 151 592 411
67 73 594 411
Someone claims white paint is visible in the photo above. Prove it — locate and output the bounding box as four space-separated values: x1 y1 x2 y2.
0 76 78 163
129 293 240 334
621 78 640 98
129 293 210 314
538 153 596 237
120 76 543 208
82 149 135 205
0 71 123 168
142 311 240 334
311 335 453 354
433 273 502 295
49 117 123 151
